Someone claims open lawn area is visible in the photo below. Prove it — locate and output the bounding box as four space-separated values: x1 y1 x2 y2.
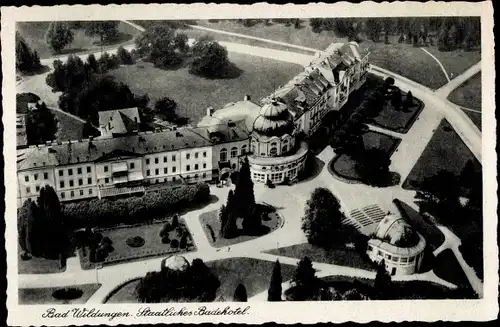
18 244 66 274
108 53 303 124
370 92 425 133
19 284 101 304
402 119 481 192
433 249 471 289
199 204 282 248
17 21 141 59
52 109 85 141
424 47 481 79
265 243 376 271
106 257 296 303
448 73 482 130
79 218 195 270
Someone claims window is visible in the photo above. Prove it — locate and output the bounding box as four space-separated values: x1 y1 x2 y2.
44 172 48 180
59 170 63 177
195 152 198 159
60 181 65 188
146 170 151 176
231 147 238 158
367 245 373 252
163 156 167 163
68 169 73 176
155 157 159 164
194 164 199 170
220 148 228 162
26 187 30 194
105 166 110 173
203 151 207 158
146 158 150 165
186 165 191 172
69 180 74 187
164 168 168 174
130 162 135 169
409 256 415 263
195 174 199 180
70 191 74 197
78 179 83 186
105 177 109 183
155 168 159 175
36 185 40 192
87 166 91 173
80 190 84 196
61 192 65 199
89 189 93 195
252 144 256 154
34 173 38 180
88 177 92 184
203 163 206 169
269 146 278 156
172 167 176 173
186 153 190 160
172 176 176 181
25 176 29 182
401 257 408 263
77 168 82 174
241 145 247 154
172 155 176 162
202 173 207 178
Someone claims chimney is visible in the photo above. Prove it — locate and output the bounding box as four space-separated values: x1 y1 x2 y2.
243 95 251 101
206 107 214 117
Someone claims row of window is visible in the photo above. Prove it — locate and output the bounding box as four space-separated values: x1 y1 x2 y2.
60 188 93 199
220 145 247 162
24 172 49 182
368 245 420 264
60 177 92 189
57 166 92 177
147 166 176 176
144 151 208 165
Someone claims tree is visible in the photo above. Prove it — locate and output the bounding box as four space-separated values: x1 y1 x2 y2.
84 21 119 50
154 97 178 122
25 101 59 146
398 33 404 43
233 284 248 302
116 46 134 65
310 18 323 33
403 91 414 110
82 119 100 139
301 188 344 247
391 88 402 110
374 260 392 298
236 158 259 233
438 26 449 51
16 32 42 74
268 260 282 301
37 185 66 258
384 33 390 44
135 25 184 69
221 191 238 238
45 21 74 54
294 19 301 29
174 33 189 53
189 37 231 78
355 148 392 186
293 257 317 288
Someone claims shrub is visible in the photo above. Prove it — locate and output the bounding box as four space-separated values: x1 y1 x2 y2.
126 236 145 248
161 235 170 244
170 239 179 248
117 46 134 65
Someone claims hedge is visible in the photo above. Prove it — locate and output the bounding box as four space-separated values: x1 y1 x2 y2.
63 182 210 228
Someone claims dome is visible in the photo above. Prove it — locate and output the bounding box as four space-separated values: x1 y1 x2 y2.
253 115 292 132
162 255 190 272
259 101 288 117
374 214 419 248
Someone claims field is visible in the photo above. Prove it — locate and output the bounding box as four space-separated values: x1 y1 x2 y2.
370 93 425 133
402 119 481 192
424 47 482 79
448 73 482 130
18 244 66 274
108 53 303 124
19 284 101 304
16 21 141 59
52 109 85 141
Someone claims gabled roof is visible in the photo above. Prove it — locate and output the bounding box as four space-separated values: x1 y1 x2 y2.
98 107 141 135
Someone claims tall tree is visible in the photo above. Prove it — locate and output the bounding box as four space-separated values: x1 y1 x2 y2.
135 25 184 69
293 257 317 288
233 284 248 302
189 36 231 78
154 97 178 122
391 88 402 110
301 187 344 247
16 32 42 74
37 185 66 258
25 101 59 146
45 21 74 54
221 191 238 238
268 260 283 301
84 21 119 51
374 260 392 298
355 148 392 186
403 91 414 110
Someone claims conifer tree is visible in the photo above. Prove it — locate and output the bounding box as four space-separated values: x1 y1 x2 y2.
234 284 248 302
268 260 283 301
374 260 392 298
45 21 74 54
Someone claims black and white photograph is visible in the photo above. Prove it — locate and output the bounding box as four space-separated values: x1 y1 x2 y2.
2 2 497 325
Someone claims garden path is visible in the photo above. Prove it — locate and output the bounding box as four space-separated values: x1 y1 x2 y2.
419 47 451 82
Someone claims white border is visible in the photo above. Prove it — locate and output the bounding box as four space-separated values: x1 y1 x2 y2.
2 2 497 325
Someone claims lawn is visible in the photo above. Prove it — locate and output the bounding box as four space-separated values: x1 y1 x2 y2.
265 242 376 271
18 244 66 274
402 119 481 192
330 131 401 181
19 283 101 304
78 218 195 270
199 204 282 248
424 47 481 79
16 21 141 59
105 257 296 302
370 92 425 133
52 110 85 141
433 249 471 289
108 53 303 124
448 72 482 130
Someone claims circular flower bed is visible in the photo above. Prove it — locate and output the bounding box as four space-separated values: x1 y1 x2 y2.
126 236 145 248
52 288 83 300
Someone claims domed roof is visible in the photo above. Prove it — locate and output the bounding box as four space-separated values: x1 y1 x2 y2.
253 115 293 132
374 214 419 248
259 101 288 117
162 255 190 271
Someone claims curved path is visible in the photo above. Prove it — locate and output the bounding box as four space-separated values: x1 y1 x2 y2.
419 47 451 82
17 20 484 301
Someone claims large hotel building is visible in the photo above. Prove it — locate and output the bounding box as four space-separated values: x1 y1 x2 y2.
16 41 369 206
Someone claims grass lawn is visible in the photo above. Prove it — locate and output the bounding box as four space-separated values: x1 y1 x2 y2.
370 92 425 133
199 204 282 248
18 244 66 274
52 110 85 141
105 257 296 303
433 249 471 289
19 283 101 304
331 131 401 181
79 218 195 270
16 21 141 59
402 119 481 192
108 53 303 124
424 47 481 79
265 242 376 271
448 72 482 130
